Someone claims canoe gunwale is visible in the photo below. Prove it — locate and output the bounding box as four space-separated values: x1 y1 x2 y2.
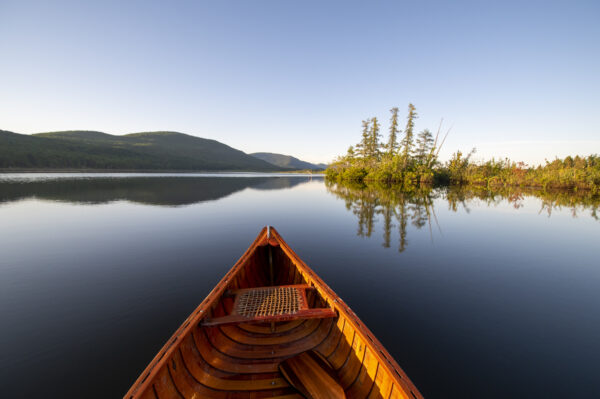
270 228 423 399
124 226 423 399
124 227 270 399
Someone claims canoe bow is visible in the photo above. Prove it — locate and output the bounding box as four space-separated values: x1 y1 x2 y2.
124 226 423 399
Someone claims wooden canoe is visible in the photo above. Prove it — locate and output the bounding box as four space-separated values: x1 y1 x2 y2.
124 227 423 399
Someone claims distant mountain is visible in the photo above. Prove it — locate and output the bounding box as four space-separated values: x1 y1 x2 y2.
0 130 282 171
250 152 326 170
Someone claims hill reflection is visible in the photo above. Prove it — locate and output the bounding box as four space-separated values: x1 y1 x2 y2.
0 176 318 206
326 181 599 252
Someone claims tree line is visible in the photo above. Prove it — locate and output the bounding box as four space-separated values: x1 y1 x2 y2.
327 104 449 185
326 104 600 192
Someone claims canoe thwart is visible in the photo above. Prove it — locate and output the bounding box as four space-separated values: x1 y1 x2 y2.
226 284 316 297
202 284 336 326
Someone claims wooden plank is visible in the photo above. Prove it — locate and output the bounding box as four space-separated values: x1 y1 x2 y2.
174 347 289 392
152 366 183 399
368 364 394 399
346 345 379 397
339 334 367 389
219 319 321 346
138 388 157 399
314 316 346 357
205 318 334 360
192 328 280 374
389 383 411 399
181 334 288 388
279 351 345 399
227 284 314 296
299 286 309 311
237 319 304 334
202 308 336 327
328 318 356 370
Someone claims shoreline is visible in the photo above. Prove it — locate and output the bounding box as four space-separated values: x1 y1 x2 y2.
0 168 325 174
326 177 598 193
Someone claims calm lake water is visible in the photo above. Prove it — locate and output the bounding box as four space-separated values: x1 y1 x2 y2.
1 173 599 398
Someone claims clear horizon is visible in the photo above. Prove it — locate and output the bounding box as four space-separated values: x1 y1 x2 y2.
1 0 599 165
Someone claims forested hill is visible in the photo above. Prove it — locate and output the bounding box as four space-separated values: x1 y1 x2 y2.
250 152 326 170
0 130 284 171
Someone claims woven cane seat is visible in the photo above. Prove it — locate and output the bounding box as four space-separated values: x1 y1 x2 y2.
202 284 336 326
236 286 302 317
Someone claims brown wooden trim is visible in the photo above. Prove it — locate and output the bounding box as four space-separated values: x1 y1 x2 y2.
269 227 424 399
202 308 337 327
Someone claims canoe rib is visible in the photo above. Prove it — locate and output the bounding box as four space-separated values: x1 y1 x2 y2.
124 227 423 399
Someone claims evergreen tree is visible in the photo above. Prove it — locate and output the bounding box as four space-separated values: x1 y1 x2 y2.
401 103 418 165
356 119 371 158
346 146 355 160
415 129 434 165
369 117 382 159
387 107 400 155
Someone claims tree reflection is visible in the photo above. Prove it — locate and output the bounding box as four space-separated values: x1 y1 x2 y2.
326 181 599 252
445 185 600 220
326 181 439 252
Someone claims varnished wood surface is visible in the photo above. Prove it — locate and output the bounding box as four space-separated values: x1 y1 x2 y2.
202 284 336 326
279 351 345 399
124 227 423 399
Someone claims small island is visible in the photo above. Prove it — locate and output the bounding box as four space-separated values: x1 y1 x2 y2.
326 104 599 192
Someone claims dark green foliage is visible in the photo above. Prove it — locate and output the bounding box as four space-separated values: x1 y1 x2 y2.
0 130 281 171
355 120 371 158
346 146 355 160
368 117 382 159
415 129 434 165
327 103 437 186
386 107 400 155
326 104 599 192
443 148 477 184
436 154 600 191
400 103 417 164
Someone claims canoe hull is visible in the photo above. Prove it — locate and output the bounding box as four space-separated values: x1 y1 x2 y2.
124 227 422 399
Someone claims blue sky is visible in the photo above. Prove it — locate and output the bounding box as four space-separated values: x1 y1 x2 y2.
1 0 599 164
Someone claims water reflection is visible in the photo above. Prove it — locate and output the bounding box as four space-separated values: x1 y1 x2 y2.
445 185 600 219
0 176 319 206
1 175 599 399
326 181 599 251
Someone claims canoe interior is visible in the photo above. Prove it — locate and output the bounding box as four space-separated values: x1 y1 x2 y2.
125 227 422 399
